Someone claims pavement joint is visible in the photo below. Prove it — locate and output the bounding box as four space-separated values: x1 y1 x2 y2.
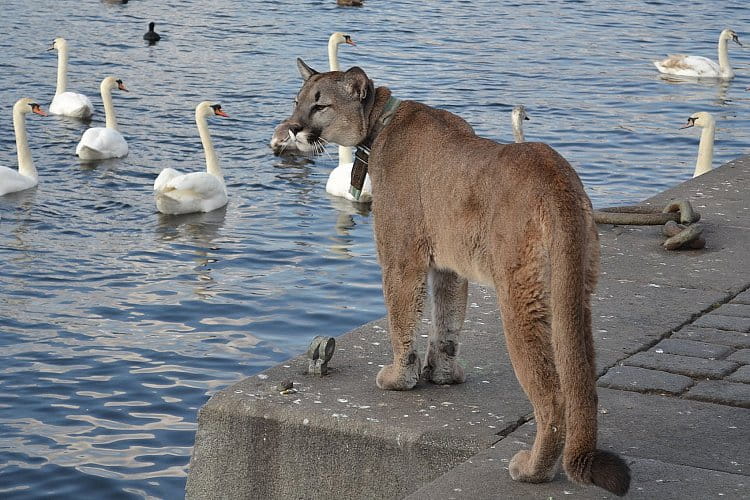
598 284 750 408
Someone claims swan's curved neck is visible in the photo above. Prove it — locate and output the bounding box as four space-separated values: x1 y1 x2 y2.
197 113 222 179
101 82 118 130
328 40 353 164
717 36 733 77
328 40 340 71
694 123 715 177
55 45 69 95
338 145 353 165
512 117 525 143
13 109 37 180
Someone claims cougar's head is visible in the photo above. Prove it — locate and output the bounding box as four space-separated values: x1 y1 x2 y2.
283 58 374 153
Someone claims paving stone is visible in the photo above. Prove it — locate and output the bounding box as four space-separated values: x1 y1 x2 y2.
712 302 750 318
728 365 750 383
684 380 750 408
727 349 750 364
598 365 693 395
625 351 738 379
651 338 733 359
516 389 748 475
672 327 750 348
731 288 750 304
691 314 750 332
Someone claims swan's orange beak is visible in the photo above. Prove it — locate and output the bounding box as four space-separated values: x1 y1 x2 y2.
31 104 47 116
344 36 356 46
117 82 129 92
215 109 229 117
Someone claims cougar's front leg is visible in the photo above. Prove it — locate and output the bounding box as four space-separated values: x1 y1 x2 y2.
376 263 427 391
423 268 468 385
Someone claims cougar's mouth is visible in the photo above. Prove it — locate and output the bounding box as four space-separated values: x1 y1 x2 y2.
291 128 327 156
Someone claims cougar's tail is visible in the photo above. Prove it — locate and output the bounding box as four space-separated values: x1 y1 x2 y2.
548 205 631 496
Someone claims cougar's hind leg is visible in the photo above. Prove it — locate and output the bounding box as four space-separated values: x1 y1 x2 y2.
375 262 428 391
423 268 468 385
496 262 565 483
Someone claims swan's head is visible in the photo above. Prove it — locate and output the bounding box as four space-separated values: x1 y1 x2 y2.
149 22 156 30
329 32 356 47
47 37 68 52
720 29 742 46
681 111 715 130
14 98 47 116
196 101 229 120
511 105 529 123
102 76 129 93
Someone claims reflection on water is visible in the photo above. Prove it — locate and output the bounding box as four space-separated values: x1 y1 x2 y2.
0 0 749 497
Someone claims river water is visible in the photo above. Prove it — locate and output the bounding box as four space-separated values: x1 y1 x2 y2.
0 0 748 498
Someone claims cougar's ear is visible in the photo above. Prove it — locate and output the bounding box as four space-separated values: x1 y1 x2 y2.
343 66 370 101
297 58 319 81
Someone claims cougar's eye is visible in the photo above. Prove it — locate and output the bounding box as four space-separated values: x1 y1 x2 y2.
311 104 329 113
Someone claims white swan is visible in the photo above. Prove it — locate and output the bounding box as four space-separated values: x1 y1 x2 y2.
47 38 94 118
511 105 529 143
76 77 129 160
681 111 715 177
0 98 47 196
654 29 742 79
154 101 230 215
322 32 373 202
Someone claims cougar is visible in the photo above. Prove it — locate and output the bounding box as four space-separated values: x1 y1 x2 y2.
279 58 631 496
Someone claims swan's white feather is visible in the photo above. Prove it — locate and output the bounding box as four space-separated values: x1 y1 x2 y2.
76 127 128 159
325 161 373 203
50 92 93 118
653 54 722 78
154 170 227 215
0 166 38 196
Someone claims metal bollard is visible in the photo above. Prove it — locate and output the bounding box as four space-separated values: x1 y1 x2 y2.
307 336 335 376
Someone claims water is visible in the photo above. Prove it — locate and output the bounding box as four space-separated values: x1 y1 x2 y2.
0 0 748 497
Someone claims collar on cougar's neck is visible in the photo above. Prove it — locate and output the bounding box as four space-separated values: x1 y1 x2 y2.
349 96 402 201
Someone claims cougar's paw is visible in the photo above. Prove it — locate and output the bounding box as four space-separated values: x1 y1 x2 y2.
376 352 421 391
424 340 466 385
509 450 556 483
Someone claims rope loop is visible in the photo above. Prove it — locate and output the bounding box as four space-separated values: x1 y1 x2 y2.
594 200 706 251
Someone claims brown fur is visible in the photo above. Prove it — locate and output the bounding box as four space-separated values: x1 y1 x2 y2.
280 60 631 496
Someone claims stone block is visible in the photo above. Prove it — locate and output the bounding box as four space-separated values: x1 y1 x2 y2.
731 288 750 305
625 351 738 379
598 365 693 395
728 365 750 384
691 314 750 332
727 349 750 364
672 327 750 348
712 302 750 318
684 380 750 408
509 389 749 475
651 338 733 359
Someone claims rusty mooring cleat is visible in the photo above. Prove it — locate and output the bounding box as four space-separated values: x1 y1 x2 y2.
307 336 335 376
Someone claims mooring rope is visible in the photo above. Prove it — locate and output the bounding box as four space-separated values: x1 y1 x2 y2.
593 200 705 250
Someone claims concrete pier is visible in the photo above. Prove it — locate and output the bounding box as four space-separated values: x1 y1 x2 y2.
186 155 750 499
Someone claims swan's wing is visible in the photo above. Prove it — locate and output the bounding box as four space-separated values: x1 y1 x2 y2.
154 168 183 191
325 163 373 202
654 54 720 77
76 127 128 158
0 166 38 196
154 171 228 214
325 163 354 198
50 92 94 118
159 171 226 198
